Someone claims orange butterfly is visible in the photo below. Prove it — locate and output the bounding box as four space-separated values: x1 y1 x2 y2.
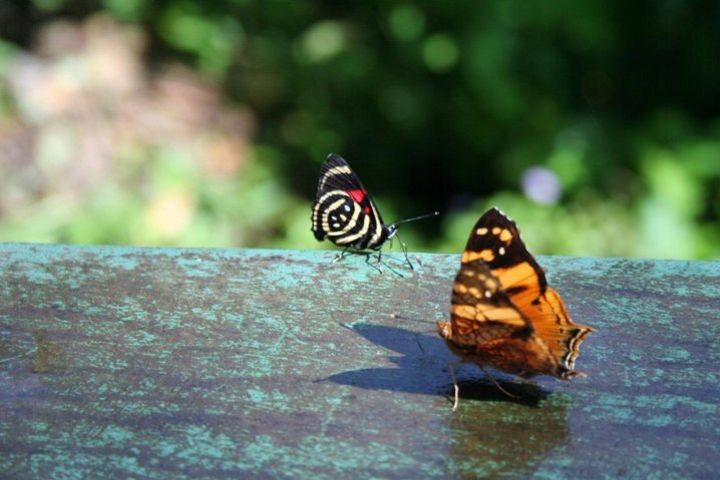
437 208 594 410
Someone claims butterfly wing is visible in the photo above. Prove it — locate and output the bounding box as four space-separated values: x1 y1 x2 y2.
461 208 593 377
441 259 558 377
311 154 387 250
449 259 531 340
315 153 365 193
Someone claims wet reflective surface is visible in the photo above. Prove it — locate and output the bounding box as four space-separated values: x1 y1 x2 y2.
1 245 719 477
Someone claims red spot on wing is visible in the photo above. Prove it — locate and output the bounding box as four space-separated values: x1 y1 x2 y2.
347 189 367 204
363 206 371 214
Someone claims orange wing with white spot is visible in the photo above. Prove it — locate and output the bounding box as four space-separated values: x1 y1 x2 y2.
449 259 531 340
441 256 560 378
459 208 594 377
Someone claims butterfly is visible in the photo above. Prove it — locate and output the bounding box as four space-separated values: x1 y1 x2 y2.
437 207 594 410
312 153 437 270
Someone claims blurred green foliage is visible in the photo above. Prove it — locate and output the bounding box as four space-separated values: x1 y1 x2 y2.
0 0 719 259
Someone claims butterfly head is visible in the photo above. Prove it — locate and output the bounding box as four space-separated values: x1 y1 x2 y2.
368 224 398 250
436 320 452 340
385 224 399 240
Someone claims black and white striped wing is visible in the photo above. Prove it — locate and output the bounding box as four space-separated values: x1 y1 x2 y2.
311 154 388 250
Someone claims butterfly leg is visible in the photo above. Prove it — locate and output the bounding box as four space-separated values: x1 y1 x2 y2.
413 254 423 268
363 252 383 274
362 250 405 277
373 248 409 277
448 361 462 411
333 246 351 263
479 366 520 399
391 233 415 271
399 242 414 270
399 238 414 271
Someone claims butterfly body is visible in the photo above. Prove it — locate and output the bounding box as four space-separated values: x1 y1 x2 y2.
438 208 593 407
312 154 396 252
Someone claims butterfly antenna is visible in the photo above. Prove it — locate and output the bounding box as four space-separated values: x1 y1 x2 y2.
389 210 440 228
389 211 438 267
390 313 437 327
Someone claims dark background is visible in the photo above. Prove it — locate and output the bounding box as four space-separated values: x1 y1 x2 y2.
0 0 718 258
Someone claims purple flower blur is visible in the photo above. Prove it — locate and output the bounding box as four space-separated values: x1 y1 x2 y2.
521 166 562 205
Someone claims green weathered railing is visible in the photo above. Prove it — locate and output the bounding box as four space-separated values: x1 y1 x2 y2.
1 244 719 478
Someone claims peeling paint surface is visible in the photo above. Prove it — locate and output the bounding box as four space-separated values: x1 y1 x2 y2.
1 244 719 478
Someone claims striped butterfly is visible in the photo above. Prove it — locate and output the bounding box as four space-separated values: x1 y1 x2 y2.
311 153 436 270
437 208 594 409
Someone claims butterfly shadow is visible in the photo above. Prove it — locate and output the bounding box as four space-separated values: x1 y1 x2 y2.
323 323 550 407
